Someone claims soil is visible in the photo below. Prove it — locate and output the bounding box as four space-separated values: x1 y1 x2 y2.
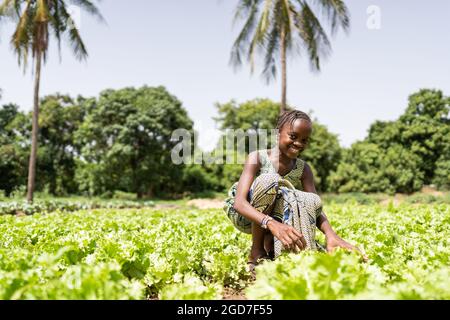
420 186 444 196
222 287 247 300
380 194 406 206
153 203 183 210
147 287 248 300
15 211 27 217
186 199 224 210
380 186 446 206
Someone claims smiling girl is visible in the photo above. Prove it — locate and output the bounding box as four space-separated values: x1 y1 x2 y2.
223 110 364 278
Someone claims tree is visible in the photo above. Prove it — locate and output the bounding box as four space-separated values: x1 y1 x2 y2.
35 94 88 195
214 98 342 191
302 121 341 192
0 0 104 202
230 0 350 113
215 98 280 131
328 142 424 194
75 86 194 198
367 89 450 187
398 89 450 185
330 89 450 194
0 103 29 195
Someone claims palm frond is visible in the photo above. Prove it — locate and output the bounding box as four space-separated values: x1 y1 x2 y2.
59 2 87 60
280 0 293 39
0 0 17 17
294 1 331 72
261 21 280 83
2 0 101 69
258 0 273 40
69 0 105 23
35 0 49 22
232 0 260 26
230 0 260 69
10 0 32 68
311 0 350 35
50 0 63 61
285 1 302 55
247 0 275 72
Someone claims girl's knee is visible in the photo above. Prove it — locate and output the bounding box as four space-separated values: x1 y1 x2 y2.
251 173 281 190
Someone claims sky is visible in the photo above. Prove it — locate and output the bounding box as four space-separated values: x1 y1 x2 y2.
1 0 449 151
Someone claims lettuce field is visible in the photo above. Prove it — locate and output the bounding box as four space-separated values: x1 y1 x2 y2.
0 201 449 300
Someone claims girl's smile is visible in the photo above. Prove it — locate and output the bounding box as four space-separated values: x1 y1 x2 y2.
278 119 312 159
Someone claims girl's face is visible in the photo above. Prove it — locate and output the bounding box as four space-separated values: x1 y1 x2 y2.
278 119 312 159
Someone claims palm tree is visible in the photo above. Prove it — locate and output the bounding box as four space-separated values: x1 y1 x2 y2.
230 0 350 113
0 0 104 202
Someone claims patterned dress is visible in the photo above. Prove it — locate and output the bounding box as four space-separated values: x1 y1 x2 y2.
223 149 325 258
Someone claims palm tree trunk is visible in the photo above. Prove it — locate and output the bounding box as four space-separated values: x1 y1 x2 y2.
280 25 287 114
26 50 42 203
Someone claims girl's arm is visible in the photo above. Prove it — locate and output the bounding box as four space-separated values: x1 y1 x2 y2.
234 151 306 251
233 151 267 226
301 163 366 258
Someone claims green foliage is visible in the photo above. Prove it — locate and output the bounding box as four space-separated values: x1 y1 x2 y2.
182 165 220 194
404 193 450 205
330 89 450 194
0 199 154 216
159 274 222 300
215 99 280 132
431 133 450 190
0 202 449 299
247 203 450 300
328 142 424 194
0 0 104 69
214 99 342 191
1 86 199 199
371 89 450 184
221 163 245 191
36 95 89 195
247 250 369 299
75 86 194 198
302 121 342 192
0 103 29 196
322 192 383 205
2 87 449 198
433 157 450 190
113 191 138 201
0 207 251 299
230 0 350 80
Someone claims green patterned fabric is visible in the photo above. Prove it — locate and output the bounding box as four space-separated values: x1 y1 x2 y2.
223 172 325 258
223 150 325 257
257 149 305 191
274 183 325 257
223 174 284 234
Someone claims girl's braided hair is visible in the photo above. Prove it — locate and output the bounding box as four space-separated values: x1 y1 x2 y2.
276 110 312 130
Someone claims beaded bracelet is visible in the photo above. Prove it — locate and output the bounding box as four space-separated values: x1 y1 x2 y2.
260 215 273 229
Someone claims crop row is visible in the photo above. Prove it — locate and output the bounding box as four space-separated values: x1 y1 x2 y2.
0 203 448 299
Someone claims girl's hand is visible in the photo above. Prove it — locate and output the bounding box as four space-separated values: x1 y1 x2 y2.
326 234 368 262
267 220 307 252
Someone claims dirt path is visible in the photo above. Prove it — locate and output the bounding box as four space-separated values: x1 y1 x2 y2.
186 199 224 210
